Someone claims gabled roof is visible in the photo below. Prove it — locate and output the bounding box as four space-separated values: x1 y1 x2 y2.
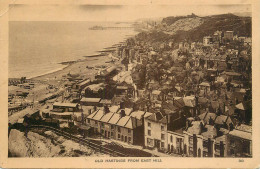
173 97 185 108
236 124 252 133
100 112 114 123
130 110 145 120
204 112 217 124
187 121 202 135
201 125 217 139
214 115 228 125
124 117 135 129
110 105 120 113
117 116 131 127
144 112 153 118
92 109 105 121
108 113 121 125
118 108 133 116
198 112 207 121
235 101 251 110
183 96 196 107
229 129 252 140
87 110 99 119
86 83 105 92
147 112 167 124
162 102 179 113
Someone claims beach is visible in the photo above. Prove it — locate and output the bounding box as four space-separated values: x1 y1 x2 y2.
9 21 136 79
31 55 117 81
8 21 136 124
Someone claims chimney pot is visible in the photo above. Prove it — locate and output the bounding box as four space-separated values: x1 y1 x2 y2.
120 109 126 118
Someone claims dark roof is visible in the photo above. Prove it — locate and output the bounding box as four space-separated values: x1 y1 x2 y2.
147 112 167 124
214 115 228 125
204 112 217 124
235 100 252 110
161 102 179 114
211 101 220 110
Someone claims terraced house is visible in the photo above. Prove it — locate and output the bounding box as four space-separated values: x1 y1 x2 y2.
86 106 152 145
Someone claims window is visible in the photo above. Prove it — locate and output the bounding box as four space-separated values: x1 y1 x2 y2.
128 129 131 134
148 130 151 136
161 134 165 140
101 123 104 128
161 125 165 131
118 127 121 133
161 142 165 148
148 122 151 127
111 125 114 129
87 119 90 123
128 137 131 143
170 135 173 142
118 134 121 139
101 129 104 134
111 132 114 137
147 138 153 146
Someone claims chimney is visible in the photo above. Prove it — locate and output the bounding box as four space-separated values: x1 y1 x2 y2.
195 95 198 107
104 105 110 114
120 102 124 109
220 141 224 157
193 134 197 157
120 109 126 118
199 122 204 134
208 138 213 157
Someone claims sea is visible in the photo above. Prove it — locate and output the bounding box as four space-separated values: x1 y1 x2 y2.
9 21 137 79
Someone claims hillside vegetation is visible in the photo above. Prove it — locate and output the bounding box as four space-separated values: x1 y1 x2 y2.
136 13 251 44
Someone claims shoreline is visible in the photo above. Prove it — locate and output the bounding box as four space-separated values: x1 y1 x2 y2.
29 45 122 82
13 29 138 82
28 47 116 81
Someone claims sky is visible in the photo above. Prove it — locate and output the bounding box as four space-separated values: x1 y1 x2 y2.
8 4 251 22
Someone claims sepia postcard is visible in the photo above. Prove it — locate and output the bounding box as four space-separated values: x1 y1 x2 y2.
0 0 260 168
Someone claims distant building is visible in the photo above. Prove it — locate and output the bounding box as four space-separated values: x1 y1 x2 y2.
144 112 168 152
48 102 80 121
213 30 222 42
203 36 213 46
225 124 252 157
191 42 196 50
167 130 184 154
224 31 234 41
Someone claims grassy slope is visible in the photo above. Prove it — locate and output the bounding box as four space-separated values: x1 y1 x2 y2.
136 13 251 44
